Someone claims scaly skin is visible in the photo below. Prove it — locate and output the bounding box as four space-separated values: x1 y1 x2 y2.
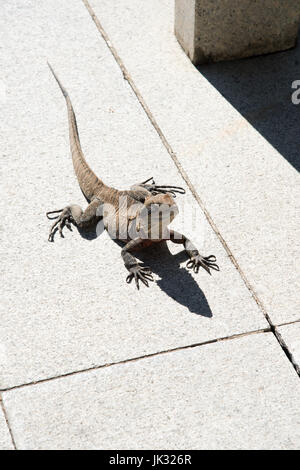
46 64 219 289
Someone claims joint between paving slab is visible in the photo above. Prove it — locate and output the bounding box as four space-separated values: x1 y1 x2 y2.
1 327 271 394
0 395 17 449
276 319 300 327
274 327 300 376
82 0 300 380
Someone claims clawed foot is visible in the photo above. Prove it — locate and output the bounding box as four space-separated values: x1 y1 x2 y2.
46 208 73 242
187 254 219 275
126 264 154 289
140 177 185 198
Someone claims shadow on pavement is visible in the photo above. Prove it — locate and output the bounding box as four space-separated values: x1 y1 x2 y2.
198 37 300 173
75 223 212 316
127 241 213 318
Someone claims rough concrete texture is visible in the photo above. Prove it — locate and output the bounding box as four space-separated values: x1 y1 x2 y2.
0 0 269 389
3 333 300 450
0 405 13 450
175 0 300 64
1 0 299 450
277 323 300 373
174 0 196 62
89 0 300 325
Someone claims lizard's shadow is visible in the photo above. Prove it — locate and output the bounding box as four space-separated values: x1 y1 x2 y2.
115 239 213 317
77 227 100 240
76 225 212 317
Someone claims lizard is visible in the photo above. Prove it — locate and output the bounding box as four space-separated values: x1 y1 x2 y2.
46 63 219 289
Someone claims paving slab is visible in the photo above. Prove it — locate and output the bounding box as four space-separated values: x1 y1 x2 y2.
3 333 300 450
0 404 14 450
88 0 300 325
277 323 300 372
0 0 268 389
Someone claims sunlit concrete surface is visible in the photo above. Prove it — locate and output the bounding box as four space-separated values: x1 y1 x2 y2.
0 0 299 450
3 334 300 450
89 0 300 326
0 406 13 450
277 323 300 373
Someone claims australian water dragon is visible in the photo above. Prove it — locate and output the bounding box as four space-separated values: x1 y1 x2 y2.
46 63 219 289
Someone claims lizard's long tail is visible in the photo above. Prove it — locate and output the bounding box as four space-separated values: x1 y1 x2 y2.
47 62 104 202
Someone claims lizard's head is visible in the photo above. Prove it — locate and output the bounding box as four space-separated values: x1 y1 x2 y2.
136 193 179 237
144 193 178 219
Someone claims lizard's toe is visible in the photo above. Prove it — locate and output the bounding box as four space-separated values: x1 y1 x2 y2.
47 207 73 242
187 254 219 275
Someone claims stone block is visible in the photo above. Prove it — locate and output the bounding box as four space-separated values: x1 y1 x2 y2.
175 0 300 64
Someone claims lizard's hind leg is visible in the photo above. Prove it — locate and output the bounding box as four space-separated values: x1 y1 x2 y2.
47 199 101 242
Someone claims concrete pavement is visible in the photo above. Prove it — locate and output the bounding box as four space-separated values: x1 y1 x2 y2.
3 334 300 450
0 0 299 449
0 404 13 450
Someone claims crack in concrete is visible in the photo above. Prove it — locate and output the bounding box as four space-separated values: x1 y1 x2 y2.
276 319 300 327
274 327 300 376
1 327 270 393
82 0 300 380
0 395 17 449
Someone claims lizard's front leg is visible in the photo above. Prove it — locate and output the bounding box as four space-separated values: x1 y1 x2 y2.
121 238 154 289
47 198 101 242
169 230 219 275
